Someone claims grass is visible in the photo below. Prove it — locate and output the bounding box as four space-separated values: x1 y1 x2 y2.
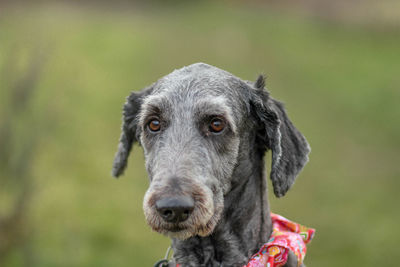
0 2 399 266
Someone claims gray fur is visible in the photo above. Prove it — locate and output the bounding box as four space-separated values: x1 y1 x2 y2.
112 63 310 266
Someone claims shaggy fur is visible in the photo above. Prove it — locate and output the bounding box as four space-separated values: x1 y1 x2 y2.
112 63 310 267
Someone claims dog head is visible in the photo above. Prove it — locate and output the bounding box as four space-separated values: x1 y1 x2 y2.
112 63 310 239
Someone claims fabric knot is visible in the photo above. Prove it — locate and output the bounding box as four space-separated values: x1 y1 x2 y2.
245 213 315 267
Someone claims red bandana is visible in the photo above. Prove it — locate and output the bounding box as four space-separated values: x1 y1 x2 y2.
245 213 315 267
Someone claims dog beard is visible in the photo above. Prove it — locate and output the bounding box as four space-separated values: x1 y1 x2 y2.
143 186 224 240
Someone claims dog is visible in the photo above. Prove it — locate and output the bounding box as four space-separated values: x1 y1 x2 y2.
112 63 310 266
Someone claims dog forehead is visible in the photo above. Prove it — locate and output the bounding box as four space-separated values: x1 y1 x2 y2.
139 63 251 126
166 62 234 80
153 63 240 96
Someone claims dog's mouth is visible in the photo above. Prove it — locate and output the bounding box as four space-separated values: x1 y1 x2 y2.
145 207 223 240
143 204 221 239
143 180 225 239
149 222 195 240
166 225 184 232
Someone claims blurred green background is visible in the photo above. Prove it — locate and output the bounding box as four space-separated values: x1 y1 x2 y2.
0 1 399 266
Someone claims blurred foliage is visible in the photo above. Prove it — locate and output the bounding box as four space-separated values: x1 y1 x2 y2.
0 48 48 266
0 1 399 266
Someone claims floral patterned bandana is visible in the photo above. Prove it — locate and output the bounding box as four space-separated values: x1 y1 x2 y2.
164 213 315 267
245 213 315 267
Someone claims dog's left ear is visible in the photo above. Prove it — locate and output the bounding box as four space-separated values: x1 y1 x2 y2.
112 85 154 178
251 75 310 197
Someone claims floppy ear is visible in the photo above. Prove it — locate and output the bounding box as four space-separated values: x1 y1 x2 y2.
251 75 310 197
112 85 153 177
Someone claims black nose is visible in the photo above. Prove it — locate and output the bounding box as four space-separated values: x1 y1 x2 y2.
155 196 194 223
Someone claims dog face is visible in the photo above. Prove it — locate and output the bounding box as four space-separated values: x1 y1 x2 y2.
139 91 239 239
112 63 310 239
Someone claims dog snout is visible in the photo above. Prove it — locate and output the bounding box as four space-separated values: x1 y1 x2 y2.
155 196 194 223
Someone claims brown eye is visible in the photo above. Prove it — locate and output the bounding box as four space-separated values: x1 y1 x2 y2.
209 118 225 133
148 119 161 132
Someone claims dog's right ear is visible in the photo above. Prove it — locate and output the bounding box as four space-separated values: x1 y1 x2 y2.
250 75 310 197
112 85 154 178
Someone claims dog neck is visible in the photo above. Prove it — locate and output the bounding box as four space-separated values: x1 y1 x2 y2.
172 144 272 266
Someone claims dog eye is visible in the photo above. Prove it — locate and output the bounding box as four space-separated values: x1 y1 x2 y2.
209 118 226 133
148 119 161 132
